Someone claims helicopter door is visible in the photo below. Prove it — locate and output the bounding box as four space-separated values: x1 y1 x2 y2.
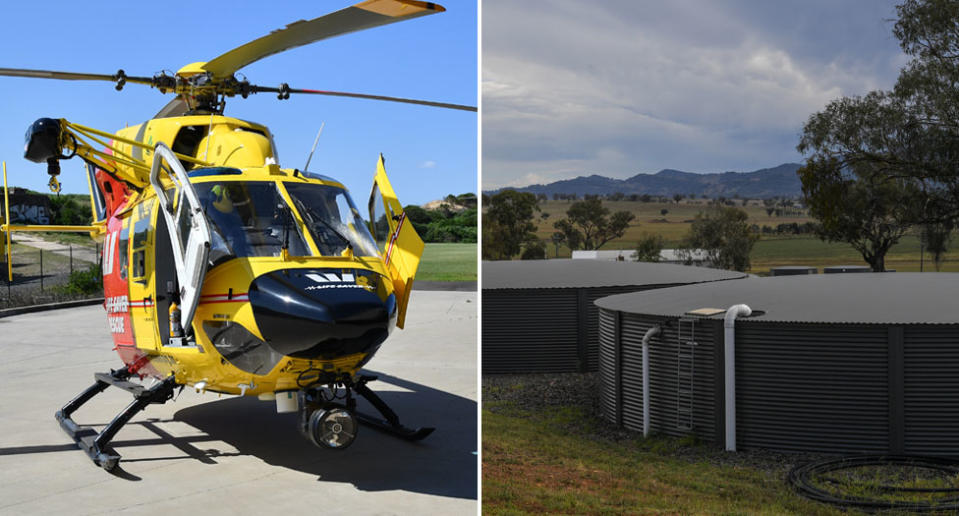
368 155 424 329
149 142 212 340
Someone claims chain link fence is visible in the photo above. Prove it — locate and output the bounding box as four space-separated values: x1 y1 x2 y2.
0 240 102 310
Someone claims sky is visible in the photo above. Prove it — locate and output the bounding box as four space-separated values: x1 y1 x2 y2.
483 0 908 189
0 0 476 206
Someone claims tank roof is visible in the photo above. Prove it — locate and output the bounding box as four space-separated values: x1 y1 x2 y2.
595 273 959 325
482 259 748 290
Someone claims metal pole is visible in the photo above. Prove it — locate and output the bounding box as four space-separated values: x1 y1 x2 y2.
39 248 43 291
70 244 73 274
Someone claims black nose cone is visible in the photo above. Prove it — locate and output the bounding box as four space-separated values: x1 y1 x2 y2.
248 268 397 360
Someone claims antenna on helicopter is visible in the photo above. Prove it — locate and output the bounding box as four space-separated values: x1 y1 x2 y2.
303 122 325 171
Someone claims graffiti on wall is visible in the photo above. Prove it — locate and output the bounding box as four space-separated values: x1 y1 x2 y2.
8 204 50 224
1 188 52 224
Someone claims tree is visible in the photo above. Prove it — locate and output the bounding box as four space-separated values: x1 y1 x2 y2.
682 206 759 272
922 221 954 271
798 0 959 234
47 195 89 225
403 204 432 224
798 159 918 271
635 233 664 262
550 231 565 258
403 204 434 236
482 190 539 260
552 218 582 251
551 198 635 250
660 208 669 217
520 240 547 260
455 192 477 209
673 193 684 203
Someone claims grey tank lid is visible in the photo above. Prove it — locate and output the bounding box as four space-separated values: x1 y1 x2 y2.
595 273 959 325
482 259 748 290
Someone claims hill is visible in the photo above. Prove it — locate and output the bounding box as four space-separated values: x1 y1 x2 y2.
486 163 802 199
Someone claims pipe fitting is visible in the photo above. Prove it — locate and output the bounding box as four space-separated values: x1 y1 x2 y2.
724 304 751 452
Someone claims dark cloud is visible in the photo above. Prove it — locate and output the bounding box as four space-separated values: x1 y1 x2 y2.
483 0 906 188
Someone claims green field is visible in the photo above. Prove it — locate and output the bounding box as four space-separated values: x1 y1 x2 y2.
416 242 477 281
483 402 839 515
534 200 959 273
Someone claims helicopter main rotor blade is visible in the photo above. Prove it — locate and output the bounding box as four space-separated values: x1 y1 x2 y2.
253 85 476 112
0 67 154 86
201 0 445 77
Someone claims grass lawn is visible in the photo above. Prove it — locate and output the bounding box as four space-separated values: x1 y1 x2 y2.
483 401 840 515
416 242 476 281
749 234 959 273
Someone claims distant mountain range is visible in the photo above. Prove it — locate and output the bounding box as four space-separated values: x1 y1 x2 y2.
486 163 803 199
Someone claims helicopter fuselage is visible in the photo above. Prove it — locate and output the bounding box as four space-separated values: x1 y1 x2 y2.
90 114 422 397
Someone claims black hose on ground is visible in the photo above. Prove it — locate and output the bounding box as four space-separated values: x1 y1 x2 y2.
788 455 959 512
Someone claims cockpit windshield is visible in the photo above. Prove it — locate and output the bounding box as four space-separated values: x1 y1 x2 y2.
284 182 380 257
195 181 310 267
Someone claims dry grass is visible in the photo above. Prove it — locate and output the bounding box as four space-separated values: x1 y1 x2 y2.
534 200 959 273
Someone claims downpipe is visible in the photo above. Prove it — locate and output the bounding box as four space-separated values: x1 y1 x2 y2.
641 325 662 437
724 304 751 452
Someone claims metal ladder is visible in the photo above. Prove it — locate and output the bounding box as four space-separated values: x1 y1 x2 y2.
676 318 697 431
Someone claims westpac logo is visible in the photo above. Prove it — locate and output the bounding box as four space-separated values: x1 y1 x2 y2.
304 271 370 291
305 272 355 284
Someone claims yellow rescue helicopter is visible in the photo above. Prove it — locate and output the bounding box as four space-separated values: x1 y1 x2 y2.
0 0 475 471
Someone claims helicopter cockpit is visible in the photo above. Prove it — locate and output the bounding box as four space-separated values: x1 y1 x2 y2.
188 172 381 268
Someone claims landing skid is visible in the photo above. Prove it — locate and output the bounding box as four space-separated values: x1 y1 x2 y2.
55 367 178 471
354 376 435 441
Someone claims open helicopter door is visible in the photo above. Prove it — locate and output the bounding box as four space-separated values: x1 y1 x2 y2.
84 163 107 224
149 143 212 340
368 155 424 329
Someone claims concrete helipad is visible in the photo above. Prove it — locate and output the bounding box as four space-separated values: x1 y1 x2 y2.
0 290 477 515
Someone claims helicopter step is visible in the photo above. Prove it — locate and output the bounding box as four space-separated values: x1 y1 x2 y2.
55 366 179 471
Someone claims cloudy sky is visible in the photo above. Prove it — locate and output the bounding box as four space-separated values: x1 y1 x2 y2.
0 1 475 205
483 0 907 189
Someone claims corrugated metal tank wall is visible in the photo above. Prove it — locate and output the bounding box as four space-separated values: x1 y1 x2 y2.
598 309 618 422
483 285 671 374
735 323 890 453
599 309 959 456
598 308 720 444
482 289 580 373
903 326 959 457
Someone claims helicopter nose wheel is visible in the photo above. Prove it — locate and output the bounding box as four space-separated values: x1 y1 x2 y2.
306 406 357 450
296 375 434 450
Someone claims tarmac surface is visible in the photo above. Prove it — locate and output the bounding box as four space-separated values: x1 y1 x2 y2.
0 290 477 515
